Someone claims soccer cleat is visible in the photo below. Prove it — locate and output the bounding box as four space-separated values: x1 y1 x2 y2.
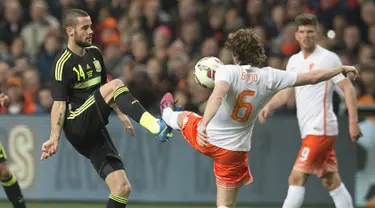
157 92 178 143
155 117 173 142
160 92 175 114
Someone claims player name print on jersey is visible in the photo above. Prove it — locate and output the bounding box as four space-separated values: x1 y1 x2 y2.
241 72 259 82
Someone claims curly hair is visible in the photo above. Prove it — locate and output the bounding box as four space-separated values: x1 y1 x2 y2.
224 28 266 67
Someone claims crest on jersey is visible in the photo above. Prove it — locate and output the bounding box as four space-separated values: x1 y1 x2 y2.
93 60 102 72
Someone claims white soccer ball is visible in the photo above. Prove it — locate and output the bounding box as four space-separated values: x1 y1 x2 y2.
194 56 223 88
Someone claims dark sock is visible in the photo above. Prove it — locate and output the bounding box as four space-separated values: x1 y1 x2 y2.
114 86 146 122
2 176 26 208
114 86 160 134
107 194 127 208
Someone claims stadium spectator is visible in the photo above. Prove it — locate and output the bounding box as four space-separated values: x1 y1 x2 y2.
22 68 40 106
150 25 172 60
37 30 62 82
103 42 127 78
0 1 25 46
0 61 10 93
368 25 375 47
118 0 142 46
359 0 375 42
36 87 53 113
0 0 372 118
358 61 375 100
340 25 361 55
21 0 59 56
332 15 347 41
146 58 169 96
1 77 36 114
358 44 374 63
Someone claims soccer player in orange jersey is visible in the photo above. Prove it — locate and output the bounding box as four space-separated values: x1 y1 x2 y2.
259 13 362 208
160 28 358 208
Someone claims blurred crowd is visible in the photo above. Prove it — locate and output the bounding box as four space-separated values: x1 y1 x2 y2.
0 0 374 115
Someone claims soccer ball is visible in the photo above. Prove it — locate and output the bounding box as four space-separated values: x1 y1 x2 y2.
194 56 223 88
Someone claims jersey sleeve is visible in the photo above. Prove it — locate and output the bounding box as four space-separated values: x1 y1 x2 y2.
267 67 297 90
215 65 233 85
329 54 345 84
51 52 72 101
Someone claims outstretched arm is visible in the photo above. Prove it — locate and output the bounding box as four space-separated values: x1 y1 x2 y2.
259 65 358 124
201 81 230 127
294 66 357 86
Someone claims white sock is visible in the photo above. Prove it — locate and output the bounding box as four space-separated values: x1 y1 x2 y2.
329 183 353 208
218 206 229 208
162 107 181 130
282 185 305 208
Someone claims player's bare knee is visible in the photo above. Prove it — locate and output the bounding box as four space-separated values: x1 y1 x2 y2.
0 162 12 181
288 171 307 186
100 79 126 103
112 179 131 197
322 172 341 191
288 174 301 185
110 79 125 90
322 178 335 190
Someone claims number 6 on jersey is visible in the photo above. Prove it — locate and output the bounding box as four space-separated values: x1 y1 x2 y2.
231 90 256 123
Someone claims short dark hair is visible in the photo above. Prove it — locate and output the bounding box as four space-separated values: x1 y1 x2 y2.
62 9 89 32
224 28 266 67
295 13 318 28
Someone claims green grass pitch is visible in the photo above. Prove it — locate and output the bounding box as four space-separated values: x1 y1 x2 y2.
0 201 339 208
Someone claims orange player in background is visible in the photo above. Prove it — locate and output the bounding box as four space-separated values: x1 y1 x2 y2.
259 13 362 208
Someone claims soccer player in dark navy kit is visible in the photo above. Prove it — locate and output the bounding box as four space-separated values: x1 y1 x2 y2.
40 9 172 208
